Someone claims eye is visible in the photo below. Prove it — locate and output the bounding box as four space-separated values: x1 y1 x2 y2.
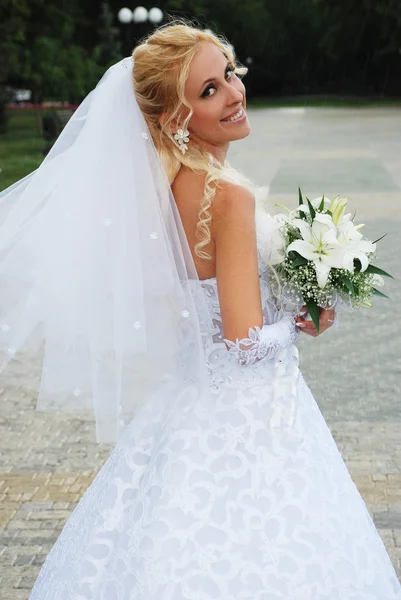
201 85 216 98
201 65 236 98
225 65 235 80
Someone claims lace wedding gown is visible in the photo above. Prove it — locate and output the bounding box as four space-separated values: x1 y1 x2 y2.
29 252 401 600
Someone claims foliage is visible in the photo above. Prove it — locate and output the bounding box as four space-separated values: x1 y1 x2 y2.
92 2 123 67
1 0 400 119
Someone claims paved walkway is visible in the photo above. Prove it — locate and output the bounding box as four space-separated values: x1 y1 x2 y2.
1 107 401 597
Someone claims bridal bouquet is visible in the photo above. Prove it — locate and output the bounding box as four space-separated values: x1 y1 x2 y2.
256 189 393 332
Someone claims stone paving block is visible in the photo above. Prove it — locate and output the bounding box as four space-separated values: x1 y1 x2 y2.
378 529 396 547
0 573 22 588
17 575 38 589
6 520 42 531
18 502 54 510
28 509 71 520
52 502 71 509
0 554 15 566
0 590 29 600
13 554 35 566
372 473 387 482
374 511 401 529
2 545 42 556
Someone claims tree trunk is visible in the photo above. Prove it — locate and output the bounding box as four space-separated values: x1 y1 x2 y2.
32 89 41 137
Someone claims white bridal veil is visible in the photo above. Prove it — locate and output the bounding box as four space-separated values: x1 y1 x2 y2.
0 56 213 444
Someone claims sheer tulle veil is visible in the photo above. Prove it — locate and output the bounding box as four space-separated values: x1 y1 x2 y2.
0 56 213 444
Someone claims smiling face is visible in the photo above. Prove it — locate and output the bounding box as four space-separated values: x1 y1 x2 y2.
183 43 251 155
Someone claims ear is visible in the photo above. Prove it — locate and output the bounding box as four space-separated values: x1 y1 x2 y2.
158 113 179 135
159 109 190 134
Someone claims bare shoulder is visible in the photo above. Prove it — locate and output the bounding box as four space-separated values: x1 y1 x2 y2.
212 181 256 252
212 181 255 228
171 166 205 200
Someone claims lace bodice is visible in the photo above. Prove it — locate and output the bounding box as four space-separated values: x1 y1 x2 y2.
193 251 299 390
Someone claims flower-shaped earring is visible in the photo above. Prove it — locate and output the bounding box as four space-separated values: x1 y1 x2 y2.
173 129 190 154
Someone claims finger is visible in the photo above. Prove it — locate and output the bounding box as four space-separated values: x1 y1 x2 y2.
296 321 318 334
319 308 335 330
296 319 316 330
299 318 329 336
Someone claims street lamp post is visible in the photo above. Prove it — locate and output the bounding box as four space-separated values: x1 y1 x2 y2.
118 6 164 54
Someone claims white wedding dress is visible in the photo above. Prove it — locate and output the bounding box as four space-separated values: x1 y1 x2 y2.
29 249 401 600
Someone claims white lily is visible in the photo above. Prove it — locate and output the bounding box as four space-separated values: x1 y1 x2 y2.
337 215 376 272
337 214 363 243
330 196 348 226
287 213 350 288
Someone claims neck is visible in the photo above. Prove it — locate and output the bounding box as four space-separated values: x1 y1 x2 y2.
190 133 229 165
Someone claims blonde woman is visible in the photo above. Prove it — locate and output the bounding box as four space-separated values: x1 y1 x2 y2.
0 22 399 599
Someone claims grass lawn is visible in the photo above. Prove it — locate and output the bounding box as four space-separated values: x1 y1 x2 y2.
0 110 44 192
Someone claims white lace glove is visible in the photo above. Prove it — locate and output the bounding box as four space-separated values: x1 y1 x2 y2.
223 314 299 366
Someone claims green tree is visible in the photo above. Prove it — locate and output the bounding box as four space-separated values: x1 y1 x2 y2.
92 1 122 67
2 3 103 134
0 0 37 131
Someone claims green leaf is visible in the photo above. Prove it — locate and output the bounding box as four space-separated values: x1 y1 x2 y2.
292 255 308 268
298 187 303 206
354 258 362 272
372 233 388 244
341 276 355 295
305 298 320 332
365 264 394 279
318 194 325 212
372 287 390 299
326 210 333 217
306 197 316 220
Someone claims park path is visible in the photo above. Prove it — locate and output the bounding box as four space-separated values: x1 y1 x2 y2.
1 107 401 597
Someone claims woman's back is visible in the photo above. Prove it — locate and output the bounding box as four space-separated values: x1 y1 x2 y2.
173 166 267 347
172 167 217 281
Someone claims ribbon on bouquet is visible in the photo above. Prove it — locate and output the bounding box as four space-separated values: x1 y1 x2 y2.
270 344 303 442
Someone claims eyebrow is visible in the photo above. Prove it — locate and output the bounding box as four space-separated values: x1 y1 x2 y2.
199 62 232 94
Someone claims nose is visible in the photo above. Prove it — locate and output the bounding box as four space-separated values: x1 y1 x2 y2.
227 81 244 105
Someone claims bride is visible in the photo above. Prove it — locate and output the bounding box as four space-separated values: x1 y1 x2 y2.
0 22 400 599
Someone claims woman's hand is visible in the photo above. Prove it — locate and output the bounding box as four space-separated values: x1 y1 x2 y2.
295 306 335 337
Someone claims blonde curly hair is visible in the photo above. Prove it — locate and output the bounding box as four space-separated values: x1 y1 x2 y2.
132 21 249 261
